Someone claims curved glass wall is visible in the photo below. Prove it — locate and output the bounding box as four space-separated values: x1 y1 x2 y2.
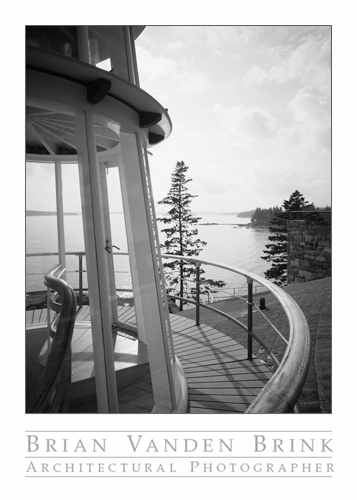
87 26 130 80
26 26 135 83
25 76 181 412
26 26 80 58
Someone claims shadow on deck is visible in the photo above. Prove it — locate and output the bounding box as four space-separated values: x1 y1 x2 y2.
178 276 332 413
26 303 271 413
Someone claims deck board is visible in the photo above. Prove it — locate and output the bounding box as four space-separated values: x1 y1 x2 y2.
174 338 246 354
117 306 136 323
187 401 251 412
75 306 91 321
170 312 271 413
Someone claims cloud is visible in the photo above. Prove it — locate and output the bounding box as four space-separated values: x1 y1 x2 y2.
136 46 178 81
136 45 210 94
209 97 330 205
243 31 331 98
288 92 331 152
213 104 277 154
170 26 261 53
289 93 331 127
166 40 185 52
175 68 211 93
137 27 331 211
243 65 267 84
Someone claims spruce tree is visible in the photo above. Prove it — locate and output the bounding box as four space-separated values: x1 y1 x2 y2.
157 161 225 310
261 190 314 286
251 206 283 225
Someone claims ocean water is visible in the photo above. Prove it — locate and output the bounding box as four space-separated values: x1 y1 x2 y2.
25 212 271 297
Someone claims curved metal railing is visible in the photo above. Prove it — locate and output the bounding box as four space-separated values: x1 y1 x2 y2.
161 254 311 413
26 251 311 413
26 251 133 308
26 264 76 413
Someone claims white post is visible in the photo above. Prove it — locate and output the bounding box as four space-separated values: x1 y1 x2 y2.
124 27 139 86
55 160 66 278
75 110 119 414
118 130 176 412
46 285 51 358
141 146 176 360
100 162 119 326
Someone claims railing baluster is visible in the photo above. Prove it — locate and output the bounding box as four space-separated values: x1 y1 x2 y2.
46 285 51 357
78 254 83 309
195 263 200 326
247 277 253 360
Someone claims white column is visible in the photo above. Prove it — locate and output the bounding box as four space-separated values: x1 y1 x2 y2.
100 162 119 325
119 130 176 413
124 27 139 86
75 110 119 414
55 161 66 278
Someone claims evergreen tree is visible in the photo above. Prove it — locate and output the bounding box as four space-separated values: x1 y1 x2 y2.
261 190 314 286
251 206 283 225
157 161 225 310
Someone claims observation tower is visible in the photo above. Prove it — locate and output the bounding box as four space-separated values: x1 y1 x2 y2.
26 26 187 413
26 26 311 415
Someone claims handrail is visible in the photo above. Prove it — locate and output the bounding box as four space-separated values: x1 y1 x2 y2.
26 251 133 308
26 251 311 413
26 250 263 298
26 264 76 413
161 253 311 413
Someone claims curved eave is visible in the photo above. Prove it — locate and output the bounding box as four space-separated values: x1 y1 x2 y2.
132 26 146 39
26 46 172 146
26 154 78 163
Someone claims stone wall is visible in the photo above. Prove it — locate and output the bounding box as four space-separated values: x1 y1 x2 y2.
287 212 331 284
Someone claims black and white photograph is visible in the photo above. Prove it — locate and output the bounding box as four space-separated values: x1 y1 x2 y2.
25 24 331 416
4 2 354 495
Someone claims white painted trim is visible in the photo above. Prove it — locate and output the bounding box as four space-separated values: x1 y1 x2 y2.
129 27 140 87
75 110 119 414
119 130 176 412
26 71 142 136
123 26 138 86
26 154 78 163
141 144 176 361
55 161 66 279
26 52 172 138
99 162 119 326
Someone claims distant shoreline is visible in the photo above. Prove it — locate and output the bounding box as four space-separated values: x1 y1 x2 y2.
26 210 79 216
26 210 124 216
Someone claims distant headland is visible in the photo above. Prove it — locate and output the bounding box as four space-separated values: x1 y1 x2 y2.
237 210 255 218
26 210 80 216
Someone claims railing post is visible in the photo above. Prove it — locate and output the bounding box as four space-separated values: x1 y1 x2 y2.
78 254 83 309
46 285 51 357
196 263 200 326
247 277 253 360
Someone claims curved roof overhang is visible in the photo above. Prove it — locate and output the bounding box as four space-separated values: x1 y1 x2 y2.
132 26 146 39
26 46 172 155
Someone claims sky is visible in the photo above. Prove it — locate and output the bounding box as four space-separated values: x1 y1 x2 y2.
135 25 331 213
25 25 331 214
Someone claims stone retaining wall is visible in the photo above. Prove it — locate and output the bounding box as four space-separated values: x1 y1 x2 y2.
287 213 331 284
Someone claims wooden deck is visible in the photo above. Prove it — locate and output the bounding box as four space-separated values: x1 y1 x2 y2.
169 313 271 413
26 305 272 413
